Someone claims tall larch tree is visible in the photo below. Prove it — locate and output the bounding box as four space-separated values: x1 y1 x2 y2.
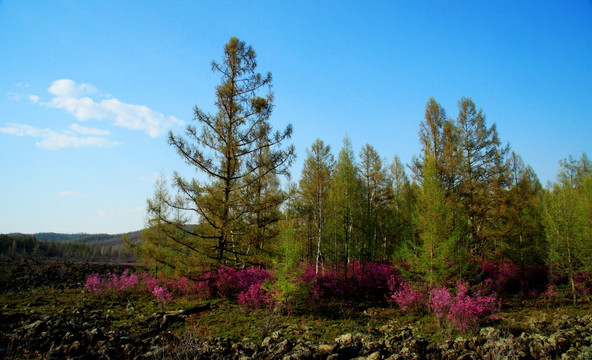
359 144 392 261
140 37 295 273
454 97 508 256
328 136 363 276
545 153 592 305
412 155 455 287
299 139 335 274
242 136 289 264
412 97 447 182
501 152 545 266
389 155 416 256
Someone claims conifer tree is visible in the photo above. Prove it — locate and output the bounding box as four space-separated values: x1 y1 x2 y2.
502 152 545 265
413 156 455 287
140 38 294 271
242 137 288 263
328 136 362 276
359 144 392 261
545 153 592 304
412 97 447 182
389 155 416 255
454 97 509 256
298 139 335 273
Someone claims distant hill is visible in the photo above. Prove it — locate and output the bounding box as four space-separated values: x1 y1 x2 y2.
7 230 143 250
7 232 84 242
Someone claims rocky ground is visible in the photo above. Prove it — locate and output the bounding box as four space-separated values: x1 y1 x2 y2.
1 261 592 359
149 316 592 360
0 261 136 292
2 309 592 359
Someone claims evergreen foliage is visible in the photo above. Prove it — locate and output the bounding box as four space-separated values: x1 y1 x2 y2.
297 139 334 273
327 136 363 278
132 38 592 308
411 156 455 287
137 37 295 274
544 153 592 304
0 234 132 262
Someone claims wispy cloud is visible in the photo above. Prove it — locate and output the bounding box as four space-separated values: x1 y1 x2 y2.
7 86 38 103
0 123 120 150
40 79 184 137
7 92 25 101
3 79 183 149
70 123 110 136
58 190 86 199
0 124 42 137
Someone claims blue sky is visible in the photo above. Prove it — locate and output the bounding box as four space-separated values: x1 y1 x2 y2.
1 1 591 234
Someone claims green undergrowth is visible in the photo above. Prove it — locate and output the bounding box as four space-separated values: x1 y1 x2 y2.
2 287 591 345
183 299 400 343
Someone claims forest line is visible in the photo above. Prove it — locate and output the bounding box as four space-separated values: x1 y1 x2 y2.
131 37 591 305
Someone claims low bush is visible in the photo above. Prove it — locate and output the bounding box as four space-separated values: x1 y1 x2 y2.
298 262 400 301
478 258 547 295
391 282 427 312
430 280 501 333
84 269 140 296
84 266 277 310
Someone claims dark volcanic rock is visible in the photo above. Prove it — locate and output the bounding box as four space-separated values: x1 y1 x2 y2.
0 261 139 293
3 311 592 360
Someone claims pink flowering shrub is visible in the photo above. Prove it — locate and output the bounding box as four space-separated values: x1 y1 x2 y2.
478 258 548 295
213 266 241 298
139 273 159 292
298 265 340 299
108 269 139 292
430 280 501 333
84 269 140 295
540 283 560 306
83 266 276 308
84 273 105 295
430 287 453 320
387 273 404 293
574 272 592 296
152 285 173 304
212 266 274 299
167 276 193 296
351 262 400 299
298 262 399 301
391 282 427 312
237 284 275 310
192 273 214 300
541 283 559 298
479 259 522 294
198 266 276 310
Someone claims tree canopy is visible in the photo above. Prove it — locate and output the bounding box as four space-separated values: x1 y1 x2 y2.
138 37 295 275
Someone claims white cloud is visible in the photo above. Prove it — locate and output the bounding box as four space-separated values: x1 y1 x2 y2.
70 123 110 136
44 94 110 121
0 123 120 150
7 92 25 101
37 131 120 150
41 79 184 137
58 190 86 199
101 98 184 137
0 123 41 137
48 79 98 97
28 95 40 103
